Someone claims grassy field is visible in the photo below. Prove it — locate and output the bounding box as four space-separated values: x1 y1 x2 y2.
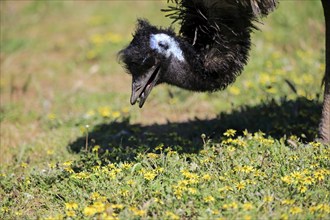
0 1 329 219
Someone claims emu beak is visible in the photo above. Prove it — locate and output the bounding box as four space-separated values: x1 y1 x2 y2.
130 64 161 108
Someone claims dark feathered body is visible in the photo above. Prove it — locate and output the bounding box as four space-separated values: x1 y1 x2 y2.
162 0 277 91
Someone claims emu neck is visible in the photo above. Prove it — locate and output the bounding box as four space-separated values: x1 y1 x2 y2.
164 27 252 92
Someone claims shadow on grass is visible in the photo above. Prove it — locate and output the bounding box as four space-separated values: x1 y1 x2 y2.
68 97 322 161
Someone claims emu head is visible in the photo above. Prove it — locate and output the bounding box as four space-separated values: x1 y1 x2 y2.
119 19 184 108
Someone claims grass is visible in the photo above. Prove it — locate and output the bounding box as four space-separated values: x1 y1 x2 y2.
0 1 329 219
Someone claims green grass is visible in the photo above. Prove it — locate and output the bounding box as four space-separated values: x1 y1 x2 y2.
0 1 329 219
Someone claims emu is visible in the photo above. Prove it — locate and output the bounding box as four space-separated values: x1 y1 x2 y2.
119 0 330 142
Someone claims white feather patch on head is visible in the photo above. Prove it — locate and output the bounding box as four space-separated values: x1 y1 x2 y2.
150 33 184 61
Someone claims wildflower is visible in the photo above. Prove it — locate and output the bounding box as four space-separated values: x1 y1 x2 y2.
224 129 237 137
92 145 100 152
1 207 9 213
126 180 135 186
93 201 105 212
121 162 133 169
298 185 307 193
130 207 146 217
63 161 73 167
90 192 100 200
65 202 78 210
314 170 325 181
188 187 197 195
66 210 76 217
98 106 111 118
235 181 246 191
173 188 183 199
111 204 125 210
155 144 164 151
20 162 28 168
281 175 293 184
280 213 289 220
242 202 254 211
46 150 54 155
241 165 254 173
71 171 90 180
227 146 236 152
47 113 56 120
181 170 199 180
154 198 164 204
203 196 215 203
111 111 121 118
219 186 233 192
120 189 129 197
281 199 295 205
229 86 241 95
165 211 180 220
202 174 212 181
289 206 303 215
263 195 273 203
64 167 74 173
144 171 157 181
83 206 97 216
147 153 159 159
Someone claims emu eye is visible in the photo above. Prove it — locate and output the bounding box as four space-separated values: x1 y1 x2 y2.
158 41 169 50
142 56 155 67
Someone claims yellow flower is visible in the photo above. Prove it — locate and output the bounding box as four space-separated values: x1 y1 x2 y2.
241 165 254 173
47 113 57 120
83 206 97 216
203 196 215 203
47 150 54 155
219 186 233 192
120 189 129 197
121 162 133 169
20 162 28 168
65 202 78 210
63 161 73 167
229 86 241 95
90 192 100 200
235 181 246 191
98 106 111 118
111 204 124 210
188 187 197 195
263 195 273 203
165 211 180 220
243 215 252 220
298 185 307 193
147 153 159 159
143 171 157 181
64 167 74 173
280 213 289 220
92 201 105 212
289 206 303 215
130 207 146 217
202 174 212 181
111 111 121 118
66 210 76 217
224 129 237 137
242 202 254 211
126 180 135 186
92 145 100 152
281 199 295 205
